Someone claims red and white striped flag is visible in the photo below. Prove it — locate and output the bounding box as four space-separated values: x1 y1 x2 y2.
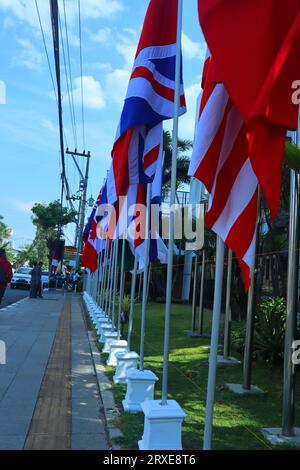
189 53 258 290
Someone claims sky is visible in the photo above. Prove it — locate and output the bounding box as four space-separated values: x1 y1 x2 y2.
0 0 206 250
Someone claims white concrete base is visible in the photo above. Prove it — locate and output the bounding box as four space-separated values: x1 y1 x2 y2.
102 331 119 353
261 427 300 447
99 324 113 343
107 340 128 366
226 383 265 395
138 400 186 450
113 351 139 384
122 369 158 413
217 355 241 367
95 320 111 334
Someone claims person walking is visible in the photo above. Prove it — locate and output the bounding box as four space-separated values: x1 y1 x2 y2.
0 248 13 305
37 262 43 298
29 262 40 299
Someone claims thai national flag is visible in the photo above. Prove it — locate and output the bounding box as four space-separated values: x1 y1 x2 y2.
107 0 186 204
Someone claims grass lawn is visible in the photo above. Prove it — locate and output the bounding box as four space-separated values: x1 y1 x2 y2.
101 302 300 450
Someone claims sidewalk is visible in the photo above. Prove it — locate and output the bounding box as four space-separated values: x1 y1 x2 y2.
0 291 109 450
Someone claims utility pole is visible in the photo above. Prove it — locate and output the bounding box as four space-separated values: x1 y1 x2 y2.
66 149 91 268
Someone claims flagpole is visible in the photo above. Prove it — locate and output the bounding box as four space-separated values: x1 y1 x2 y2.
108 240 116 320
197 248 206 335
223 249 233 359
128 251 138 351
161 0 183 405
282 127 299 436
191 254 198 333
104 244 113 316
139 183 151 371
243 190 261 390
203 236 225 450
100 240 108 311
96 252 102 305
112 237 119 330
117 235 126 340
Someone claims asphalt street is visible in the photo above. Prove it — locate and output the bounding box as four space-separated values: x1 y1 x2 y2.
0 286 29 310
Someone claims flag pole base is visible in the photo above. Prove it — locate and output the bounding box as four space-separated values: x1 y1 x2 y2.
261 427 300 447
122 369 158 413
226 383 265 395
113 351 139 384
217 355 241 367
138 399 186 450
102 331 119 353
107 340 128 366
185 330 210 338
97 323 113 342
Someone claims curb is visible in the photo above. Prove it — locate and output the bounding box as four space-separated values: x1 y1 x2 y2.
81 299 124 450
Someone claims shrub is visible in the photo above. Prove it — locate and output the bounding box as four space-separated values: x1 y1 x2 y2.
253 297 286 364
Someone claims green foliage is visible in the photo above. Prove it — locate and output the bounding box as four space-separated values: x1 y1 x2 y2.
122 295 131 315
253 297 286 364
32 200 77 232
162 130 192 194
284 140 300 173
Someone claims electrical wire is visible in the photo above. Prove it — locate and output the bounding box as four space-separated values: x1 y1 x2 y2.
58 11 77 149
78 0 86 150
62 0 78 148
35 0 58 102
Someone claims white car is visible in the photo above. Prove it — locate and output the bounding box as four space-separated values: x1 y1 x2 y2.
10 266 32 290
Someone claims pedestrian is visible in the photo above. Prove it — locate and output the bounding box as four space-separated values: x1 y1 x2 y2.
37 262 43 298
0 248 13 305
29 262 39 299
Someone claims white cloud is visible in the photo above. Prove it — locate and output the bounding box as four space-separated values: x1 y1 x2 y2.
178 82 202 140
6 198 37 214
90 27 113 45
116 29 138 69
78 0 123 19
14 38 43 71
182 32 206 61
104 68 130 105
72 75 106 110
42 119 58 133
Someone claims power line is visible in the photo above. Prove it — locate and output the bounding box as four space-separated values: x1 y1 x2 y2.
58 10 77 148
78 0 86 150
35 0 57 102
62 0 78 148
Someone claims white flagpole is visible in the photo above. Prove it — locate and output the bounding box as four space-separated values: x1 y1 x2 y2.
112 237 119 330
100 240 108 310
161 0 183 405
117 235 126 340
104 244 113 315
203 236 225 450
282 127 300 436
139 183 151 371
127 251 138 351
108 239 116 320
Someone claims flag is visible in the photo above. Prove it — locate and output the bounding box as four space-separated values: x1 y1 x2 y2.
198 0 300 219
107 0 186 204
81 189 103 272
189 52 258 290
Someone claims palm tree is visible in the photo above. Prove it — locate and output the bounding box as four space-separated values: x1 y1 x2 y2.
0 215 12 248
162 130 192 196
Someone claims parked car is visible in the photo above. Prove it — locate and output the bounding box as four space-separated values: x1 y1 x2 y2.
10 266 32 289
41 271 49 288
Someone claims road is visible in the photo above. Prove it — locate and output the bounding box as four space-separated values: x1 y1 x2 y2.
0 286 29 310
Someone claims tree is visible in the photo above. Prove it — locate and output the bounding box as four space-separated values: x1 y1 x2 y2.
162 130 192 195
0 215 12 247
31 201 77 268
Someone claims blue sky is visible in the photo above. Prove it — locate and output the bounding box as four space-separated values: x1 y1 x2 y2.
0 0 206 249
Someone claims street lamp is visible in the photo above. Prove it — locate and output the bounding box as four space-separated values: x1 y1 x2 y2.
87 195 94 208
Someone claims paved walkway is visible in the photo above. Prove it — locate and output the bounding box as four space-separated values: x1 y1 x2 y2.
0 291 109 450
